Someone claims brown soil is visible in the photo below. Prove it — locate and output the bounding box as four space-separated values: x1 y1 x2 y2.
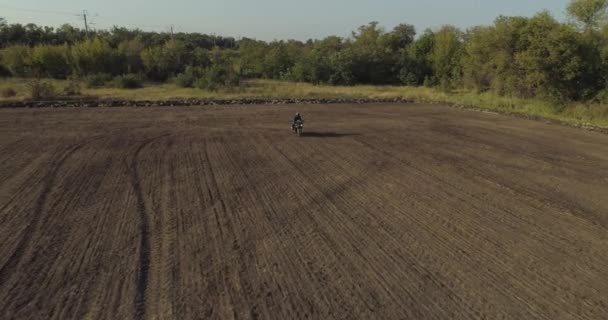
1 103 607 320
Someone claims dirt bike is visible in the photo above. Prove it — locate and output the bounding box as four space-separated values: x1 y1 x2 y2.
293 120 303 136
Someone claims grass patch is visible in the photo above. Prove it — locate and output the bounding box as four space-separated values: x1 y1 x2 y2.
1 87 17 98
445 92 608 128
1 78 607 127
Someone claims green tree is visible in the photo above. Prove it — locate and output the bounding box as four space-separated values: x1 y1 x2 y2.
386 23 416 51
263 42 293 79
291 36 344 83
71 38 118 76
567 0 608 30
516 12 602 99
462 16 528 94
118 38 145 74
398 29 434 85
431 25 463 89
55 24 86 45
238 39 267 78
192 48 211 68
348 22 398 84
195 47 240 90
327 49 355 85
1 45 32 76
462 26 495 91
601 25 608 90
0 24 26 47
141 39 191 80
141 46 164 80
31 45 71 79
162 39 191 75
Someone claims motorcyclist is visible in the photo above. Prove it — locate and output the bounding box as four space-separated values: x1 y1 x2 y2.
292 112 303 130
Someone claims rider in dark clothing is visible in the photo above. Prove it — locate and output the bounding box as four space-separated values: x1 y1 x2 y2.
292 112 303 129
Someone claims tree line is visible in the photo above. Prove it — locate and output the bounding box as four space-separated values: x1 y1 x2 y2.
1 0 608 100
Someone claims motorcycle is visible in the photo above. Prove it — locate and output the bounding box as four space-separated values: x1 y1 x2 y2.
293 120 303 136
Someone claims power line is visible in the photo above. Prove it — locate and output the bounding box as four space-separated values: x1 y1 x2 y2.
93 15 167 30
0 6 219 37
0 4 80 17
2 5 92 38
0 14 84 27
71 14 189 33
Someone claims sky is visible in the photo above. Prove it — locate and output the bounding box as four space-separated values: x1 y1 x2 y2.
1 0 572 40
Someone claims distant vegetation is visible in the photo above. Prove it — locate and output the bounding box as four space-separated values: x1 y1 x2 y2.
1 0 608 108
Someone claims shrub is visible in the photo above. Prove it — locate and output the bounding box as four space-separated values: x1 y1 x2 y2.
195 64 240 91
31 45 71 79
28 80 56 100
174 65 206 88
0 65 11 77
141 40 190 81
1 45 32 77
1 87 17 98
71 38 118 76
398 70 418 86
224 69 241 87
63 79 82 96
194 77 211 90
113 74 143 89
194 77 210 90
174 72 196 88
86 73 113 88
591 88 608 104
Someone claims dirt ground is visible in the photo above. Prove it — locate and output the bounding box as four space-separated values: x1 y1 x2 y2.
1 104 607 320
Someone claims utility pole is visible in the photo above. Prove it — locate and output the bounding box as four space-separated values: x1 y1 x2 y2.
82 10 89 37
170 25 174 39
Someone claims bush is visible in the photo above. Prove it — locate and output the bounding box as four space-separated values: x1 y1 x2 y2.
1 45 32 77
63 79 82 96
113 74 143 89
71 38 118 76
28 80 56 100
1 87 17 98
591 89 608 104
224 70 241 87
141 40 191 81
31 45 71 79
194 77 211 90
195 65 240 91
174 72 196 88
0 65 11 77
399 70 418 86
174 65 206 88
86 73 113 88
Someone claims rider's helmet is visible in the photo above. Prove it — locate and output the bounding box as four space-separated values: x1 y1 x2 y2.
295 112 300 116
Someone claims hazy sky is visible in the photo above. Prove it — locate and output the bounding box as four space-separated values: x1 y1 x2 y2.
1 0 571 40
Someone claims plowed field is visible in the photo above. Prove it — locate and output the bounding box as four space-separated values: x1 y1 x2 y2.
1 104 608 320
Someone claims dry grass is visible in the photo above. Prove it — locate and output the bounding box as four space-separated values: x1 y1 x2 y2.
1 78 607 127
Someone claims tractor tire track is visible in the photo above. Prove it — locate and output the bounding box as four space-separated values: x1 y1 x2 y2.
1 105 608 319
128 133 170 320
0 140 89 286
